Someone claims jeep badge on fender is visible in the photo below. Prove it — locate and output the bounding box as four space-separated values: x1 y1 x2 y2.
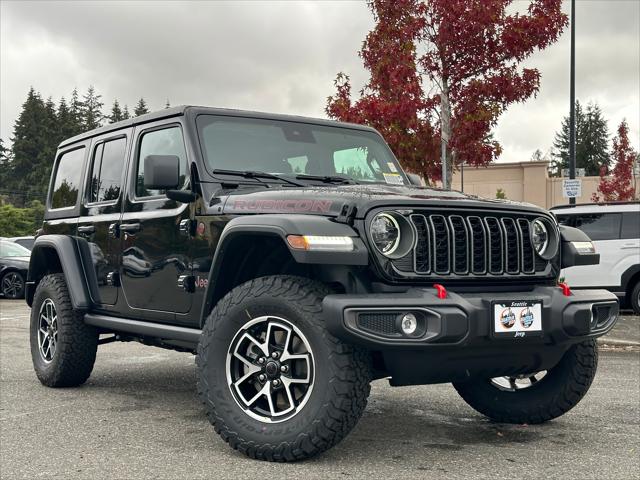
25 106 618 462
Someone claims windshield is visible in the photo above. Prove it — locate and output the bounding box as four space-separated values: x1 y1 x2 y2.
196 115 407 185
0 241 31 257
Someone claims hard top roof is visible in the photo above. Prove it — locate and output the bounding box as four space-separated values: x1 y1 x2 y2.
58 105 378 148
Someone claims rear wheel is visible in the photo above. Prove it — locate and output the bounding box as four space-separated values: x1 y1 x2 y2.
1 271 24 299
30 274 98 387
453 340 598 424
197 275 371 462
630 281 640 315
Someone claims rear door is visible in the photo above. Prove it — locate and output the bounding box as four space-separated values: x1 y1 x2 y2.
77 131 131 307
119 120 193 323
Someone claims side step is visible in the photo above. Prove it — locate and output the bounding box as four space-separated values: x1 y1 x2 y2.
84 314 202 344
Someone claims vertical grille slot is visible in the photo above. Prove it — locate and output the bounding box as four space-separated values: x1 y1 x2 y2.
429 215 450 274
501 218 520 274
517 218 535 274
467 216 487 274
449 215 469 274
484 217 504 274
410 214 430 273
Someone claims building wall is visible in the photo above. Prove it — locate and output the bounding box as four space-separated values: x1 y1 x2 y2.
450 160 640 209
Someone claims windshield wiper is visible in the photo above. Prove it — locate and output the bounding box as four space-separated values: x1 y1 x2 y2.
213 169 306 187
294 174 358 185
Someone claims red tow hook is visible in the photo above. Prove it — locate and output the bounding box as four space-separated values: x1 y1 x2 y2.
558 282 571 297
433 283 447 299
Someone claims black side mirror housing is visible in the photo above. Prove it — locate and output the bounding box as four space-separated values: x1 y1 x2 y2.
144 155 180 190
406 173 424 187
559 225 600 268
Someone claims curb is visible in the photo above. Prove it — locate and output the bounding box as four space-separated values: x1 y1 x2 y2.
597 338 640 347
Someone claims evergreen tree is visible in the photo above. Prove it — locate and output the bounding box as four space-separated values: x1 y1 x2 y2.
0 138 10 194
68 88 84 135
81 85 104 130
134 98 149 116
122 105 131 120
57 97 80 140
9 88 49 206
109 99 125 123
551 101 610 176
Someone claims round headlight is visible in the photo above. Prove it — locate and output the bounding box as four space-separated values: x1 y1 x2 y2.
371 213 400 255
532 219 549 255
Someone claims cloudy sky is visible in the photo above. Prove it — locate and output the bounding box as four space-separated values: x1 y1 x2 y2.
1 0 638 163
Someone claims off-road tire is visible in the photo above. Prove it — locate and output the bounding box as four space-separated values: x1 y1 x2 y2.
1 270 25 299
630 281 640 315
453 340 598 424
196 275 371 462
30 274 98 387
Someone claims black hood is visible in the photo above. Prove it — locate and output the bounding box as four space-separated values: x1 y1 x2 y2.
210 183 548 218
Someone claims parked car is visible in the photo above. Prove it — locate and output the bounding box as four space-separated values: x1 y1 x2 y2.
551 202 640 314
25 106 617 461
5 236 36 250
0 239 30 299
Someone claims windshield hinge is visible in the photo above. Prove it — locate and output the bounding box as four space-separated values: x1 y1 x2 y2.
335 203 357 225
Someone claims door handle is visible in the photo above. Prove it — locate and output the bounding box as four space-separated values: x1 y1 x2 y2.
120 223 141 233
78 225 95 234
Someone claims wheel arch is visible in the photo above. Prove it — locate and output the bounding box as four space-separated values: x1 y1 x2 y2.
622 265 640 295
199 215 369 328
26 235 93 310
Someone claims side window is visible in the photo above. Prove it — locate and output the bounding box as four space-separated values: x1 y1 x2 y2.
136 126 187 198
333 147 377 180
574 213 622 241
51 147 85 209
89 137 127 203
621 212 640 239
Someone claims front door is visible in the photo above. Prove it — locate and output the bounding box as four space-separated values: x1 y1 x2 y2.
119 121 193 321
77 131 131 306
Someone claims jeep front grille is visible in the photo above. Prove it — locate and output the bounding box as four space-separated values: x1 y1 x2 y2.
391 212 550 278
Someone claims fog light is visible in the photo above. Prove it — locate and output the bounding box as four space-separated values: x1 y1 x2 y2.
400 313 418 335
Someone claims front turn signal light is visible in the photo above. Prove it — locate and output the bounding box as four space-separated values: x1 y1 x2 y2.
286 235 354 252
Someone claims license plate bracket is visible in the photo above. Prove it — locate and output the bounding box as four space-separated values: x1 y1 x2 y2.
492 300 543 338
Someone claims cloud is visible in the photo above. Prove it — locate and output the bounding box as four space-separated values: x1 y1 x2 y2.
1 0 638 164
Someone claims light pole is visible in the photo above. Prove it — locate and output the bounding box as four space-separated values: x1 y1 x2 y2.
569 0 576 205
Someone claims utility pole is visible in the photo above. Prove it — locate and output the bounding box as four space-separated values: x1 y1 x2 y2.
569 0 576 205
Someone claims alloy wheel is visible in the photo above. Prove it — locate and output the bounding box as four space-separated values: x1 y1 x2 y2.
2 273 23 298
490 371 548 391
37 299 58 363
226 316 315 423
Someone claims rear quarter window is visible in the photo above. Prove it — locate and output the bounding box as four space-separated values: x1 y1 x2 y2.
573 213 622 241
621 212 640 239
50 147 85 209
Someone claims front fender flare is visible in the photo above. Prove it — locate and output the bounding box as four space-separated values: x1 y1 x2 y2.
200 215 368 325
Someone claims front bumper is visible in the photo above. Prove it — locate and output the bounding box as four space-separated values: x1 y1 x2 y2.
322 286 618 385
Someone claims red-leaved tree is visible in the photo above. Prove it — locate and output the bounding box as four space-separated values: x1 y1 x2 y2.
327 0 567 186
592 120 638 202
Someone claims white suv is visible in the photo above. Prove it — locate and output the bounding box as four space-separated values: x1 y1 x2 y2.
552 202 640 314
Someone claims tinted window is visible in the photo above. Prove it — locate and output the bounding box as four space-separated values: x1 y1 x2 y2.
51 148 85 209
136 127 187 197
555 214 573 227
89 137 127 203
621 212 640 239
574 213 622 241
197 116 406 184
14 238 34 250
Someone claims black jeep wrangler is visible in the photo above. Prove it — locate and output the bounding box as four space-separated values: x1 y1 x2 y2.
26 106 618 461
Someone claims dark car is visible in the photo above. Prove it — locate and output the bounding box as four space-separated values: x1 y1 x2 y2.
24 106 617 462
5 236 36 250
1 240 30 299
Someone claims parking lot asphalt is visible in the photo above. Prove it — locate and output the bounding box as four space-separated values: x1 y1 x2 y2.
1 299 639 480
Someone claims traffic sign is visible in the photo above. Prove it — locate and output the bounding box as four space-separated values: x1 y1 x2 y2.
562 179 582 198
561 168 585 177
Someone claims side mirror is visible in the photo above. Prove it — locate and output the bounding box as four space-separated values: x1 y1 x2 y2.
144 155 180 190
560 225 600 268
406 173 424 187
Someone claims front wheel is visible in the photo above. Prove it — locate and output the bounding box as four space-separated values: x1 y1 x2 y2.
2 271 25 299
196 275 371 462
630 281 640 315
452 340 598 424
